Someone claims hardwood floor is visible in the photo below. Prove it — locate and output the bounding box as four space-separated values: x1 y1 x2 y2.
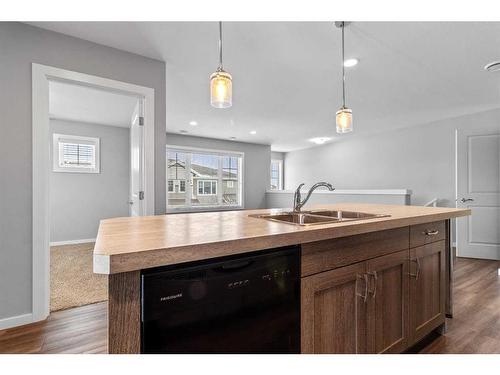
0 302 107 354
419 257 500 353
0 258 498 354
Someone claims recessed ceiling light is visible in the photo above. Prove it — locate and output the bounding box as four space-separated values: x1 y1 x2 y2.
484 61 500 72
343 58 359 68
250 130 257 135
189 121 198 126
179 130 188 134
309 137 332 145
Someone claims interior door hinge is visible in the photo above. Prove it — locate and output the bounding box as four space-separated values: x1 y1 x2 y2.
139 191 144 200
139 116 144 126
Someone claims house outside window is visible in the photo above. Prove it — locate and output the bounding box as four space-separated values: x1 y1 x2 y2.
166 146 244 211
53 133 100 174
270 159 283 190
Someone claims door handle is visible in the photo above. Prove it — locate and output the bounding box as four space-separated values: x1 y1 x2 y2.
409 258 420 280
460 198 474 203
356 274 369 303
128 201 134 205
368 271 378 299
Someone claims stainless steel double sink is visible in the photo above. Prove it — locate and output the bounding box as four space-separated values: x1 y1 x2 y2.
251 210 389 226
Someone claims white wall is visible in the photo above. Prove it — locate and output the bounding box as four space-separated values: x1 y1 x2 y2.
285 108 500 207
166 133 271 209
50 119 130 243
0 22 165 323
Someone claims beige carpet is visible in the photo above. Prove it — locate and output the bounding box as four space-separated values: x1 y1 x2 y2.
50 243 108 312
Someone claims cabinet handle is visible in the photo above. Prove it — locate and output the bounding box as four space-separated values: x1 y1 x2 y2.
367 271 378 299
423 229 439 236
409 258 420 280
356 274 369 303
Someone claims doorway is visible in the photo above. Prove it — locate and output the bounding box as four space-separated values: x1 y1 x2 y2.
48 81 145 311
32 64 155 323
456 124 500 260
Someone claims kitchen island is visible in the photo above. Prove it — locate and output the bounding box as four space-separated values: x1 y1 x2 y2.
93 203 470 354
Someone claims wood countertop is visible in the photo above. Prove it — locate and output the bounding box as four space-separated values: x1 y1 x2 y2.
93 203 470 274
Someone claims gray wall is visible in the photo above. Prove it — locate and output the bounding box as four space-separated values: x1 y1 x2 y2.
0 22 166 321
50 120 130 243
266 191 410 209
166 133 271 210
285 108 500 208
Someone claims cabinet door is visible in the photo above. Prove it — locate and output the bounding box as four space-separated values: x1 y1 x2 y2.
409 240 446 345
301 262 368 354
366 250 409 354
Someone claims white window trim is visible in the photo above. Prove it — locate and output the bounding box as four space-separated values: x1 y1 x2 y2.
166 145 245 212
197 180 218 195
52 133 100 173
167 180 174 192
270 159 283 190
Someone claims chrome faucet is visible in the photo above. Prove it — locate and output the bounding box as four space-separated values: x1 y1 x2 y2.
293 182 335 212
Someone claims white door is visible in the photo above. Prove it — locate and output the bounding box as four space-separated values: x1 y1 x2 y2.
129 99 145 216
456 125 500 260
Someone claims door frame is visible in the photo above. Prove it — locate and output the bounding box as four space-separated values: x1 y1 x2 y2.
32 63 155 323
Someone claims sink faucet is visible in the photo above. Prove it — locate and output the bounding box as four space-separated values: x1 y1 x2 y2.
293 182 335 212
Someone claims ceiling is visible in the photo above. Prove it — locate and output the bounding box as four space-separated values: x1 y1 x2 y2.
49 80 138 127
32 22 500 151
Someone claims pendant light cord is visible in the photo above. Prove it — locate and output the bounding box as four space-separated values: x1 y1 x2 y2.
218 21 223 70
341 22 346 108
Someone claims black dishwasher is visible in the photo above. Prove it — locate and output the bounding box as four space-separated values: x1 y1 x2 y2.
141 246 300 354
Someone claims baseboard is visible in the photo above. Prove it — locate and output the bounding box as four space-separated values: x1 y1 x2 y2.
0 313 33 330
50 238 96 246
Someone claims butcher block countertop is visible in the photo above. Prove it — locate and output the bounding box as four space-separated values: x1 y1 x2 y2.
93 203 470 274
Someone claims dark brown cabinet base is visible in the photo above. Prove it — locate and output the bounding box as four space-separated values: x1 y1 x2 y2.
301 221 448 354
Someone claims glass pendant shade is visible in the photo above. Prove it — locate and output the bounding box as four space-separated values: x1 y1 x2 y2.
336 107 353 133
210 69 232 108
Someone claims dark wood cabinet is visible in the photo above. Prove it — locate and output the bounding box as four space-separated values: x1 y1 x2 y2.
366 250 409 354
301 221 448 354
409 240 446 345
301 262 367 354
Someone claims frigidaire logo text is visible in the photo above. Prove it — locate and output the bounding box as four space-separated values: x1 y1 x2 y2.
160 293 183 302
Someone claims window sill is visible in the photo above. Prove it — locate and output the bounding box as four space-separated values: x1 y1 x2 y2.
166 205 244 214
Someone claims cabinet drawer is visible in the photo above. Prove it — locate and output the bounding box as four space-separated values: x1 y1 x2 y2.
410 221 446 248
301 227 409 277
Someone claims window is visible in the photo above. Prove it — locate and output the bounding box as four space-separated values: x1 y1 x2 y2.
270 159 283 190
198 180 217 195
53 134 100 173
166 146 244 211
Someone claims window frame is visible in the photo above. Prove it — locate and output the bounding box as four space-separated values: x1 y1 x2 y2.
52 133 100 174
270 159 283 190
166 145 244 212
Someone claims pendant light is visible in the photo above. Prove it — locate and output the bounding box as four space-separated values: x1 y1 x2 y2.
210 21 232 108
335 21 353 133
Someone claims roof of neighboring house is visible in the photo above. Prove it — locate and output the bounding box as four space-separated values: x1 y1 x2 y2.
167 159 237 179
